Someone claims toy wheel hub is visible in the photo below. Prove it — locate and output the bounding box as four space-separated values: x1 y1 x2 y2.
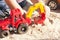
49 1 57 9
2 30 10 37
21 27 27 32
17 24 28 34
3 32 8 36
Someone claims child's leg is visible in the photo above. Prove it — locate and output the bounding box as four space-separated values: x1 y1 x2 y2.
18 0 27 8
23 1 32 11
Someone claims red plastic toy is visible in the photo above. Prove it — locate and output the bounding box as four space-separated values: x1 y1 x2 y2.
26 2 46 24
0 3 46 38
0 8 29 38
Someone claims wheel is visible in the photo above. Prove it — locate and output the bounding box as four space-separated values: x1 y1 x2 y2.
1 30 10 38
17 24 28 34
47 0 57 10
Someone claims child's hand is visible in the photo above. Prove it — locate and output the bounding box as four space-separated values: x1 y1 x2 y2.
30 0 39 4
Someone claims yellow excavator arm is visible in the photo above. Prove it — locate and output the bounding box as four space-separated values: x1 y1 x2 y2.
26 2 45 18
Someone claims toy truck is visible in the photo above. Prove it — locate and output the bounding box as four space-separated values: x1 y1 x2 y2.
26 2 46 24
0 9 29 38
0 2 46 38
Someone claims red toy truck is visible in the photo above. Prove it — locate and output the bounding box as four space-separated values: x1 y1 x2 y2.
0 2 46 38
0 8 30 38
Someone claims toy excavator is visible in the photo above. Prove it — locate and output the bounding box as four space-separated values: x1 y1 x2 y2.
0 2 46 38
26 2 46 24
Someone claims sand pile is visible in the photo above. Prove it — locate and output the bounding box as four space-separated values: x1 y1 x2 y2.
0 12 60 40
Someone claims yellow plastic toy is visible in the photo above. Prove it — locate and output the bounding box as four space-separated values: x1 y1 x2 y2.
26 2 45 18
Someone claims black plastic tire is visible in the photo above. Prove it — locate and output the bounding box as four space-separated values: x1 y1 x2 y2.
17 24 28 34
1 30 10 38
47 0 57 10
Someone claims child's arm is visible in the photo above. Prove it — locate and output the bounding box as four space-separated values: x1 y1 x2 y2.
5 0 23 13
30 0 39 4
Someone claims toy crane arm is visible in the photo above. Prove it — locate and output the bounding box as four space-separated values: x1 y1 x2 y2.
26 2 45 18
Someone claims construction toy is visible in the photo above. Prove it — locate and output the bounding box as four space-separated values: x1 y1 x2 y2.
0 2 46 38
26 2 46 24
0 9 29 38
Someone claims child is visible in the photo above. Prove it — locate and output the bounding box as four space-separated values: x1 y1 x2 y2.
5 0 40 12
0 0 9 18
17 0 27 8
